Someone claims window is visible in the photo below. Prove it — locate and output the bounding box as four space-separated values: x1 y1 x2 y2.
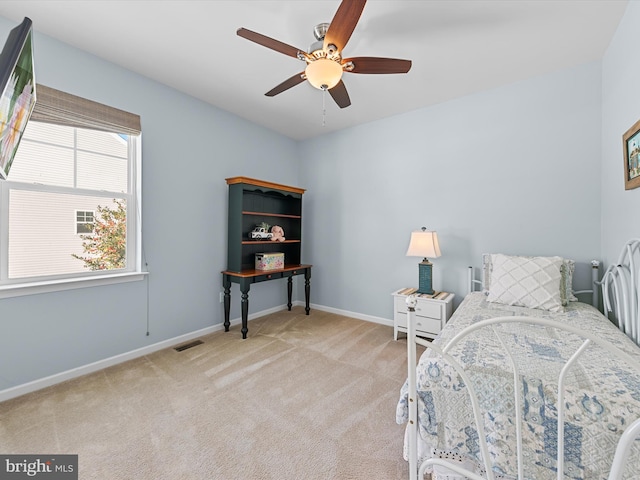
76 210 95 234
0 84 142 292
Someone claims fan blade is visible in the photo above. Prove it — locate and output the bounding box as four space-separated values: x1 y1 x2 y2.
343 57 412 74
323 0 367 54
237 28 303 59
265 72 306 97
329 80 351 108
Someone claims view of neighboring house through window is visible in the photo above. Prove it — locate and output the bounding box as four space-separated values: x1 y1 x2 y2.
0 84 141 285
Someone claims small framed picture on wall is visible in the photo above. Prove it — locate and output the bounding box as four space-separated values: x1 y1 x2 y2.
623 118 640 190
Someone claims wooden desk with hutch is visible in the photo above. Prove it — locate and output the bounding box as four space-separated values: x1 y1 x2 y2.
222 177 311 339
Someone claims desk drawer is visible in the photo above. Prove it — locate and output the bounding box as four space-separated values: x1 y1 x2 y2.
282 269 303 278
254 272 284 283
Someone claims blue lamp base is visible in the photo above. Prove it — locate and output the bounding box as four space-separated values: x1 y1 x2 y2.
417 259 434 295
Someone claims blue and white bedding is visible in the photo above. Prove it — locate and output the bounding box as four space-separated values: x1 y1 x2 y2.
396 292 640 479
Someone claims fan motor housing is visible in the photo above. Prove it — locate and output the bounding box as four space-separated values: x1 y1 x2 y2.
313 22 330 41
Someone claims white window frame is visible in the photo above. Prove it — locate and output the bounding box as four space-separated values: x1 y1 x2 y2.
0 87 145 298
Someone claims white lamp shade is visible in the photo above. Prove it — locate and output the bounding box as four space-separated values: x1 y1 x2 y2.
305 58 343 90
406 230 441 258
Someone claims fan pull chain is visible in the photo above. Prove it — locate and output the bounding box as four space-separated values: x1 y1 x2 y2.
322 87 327 127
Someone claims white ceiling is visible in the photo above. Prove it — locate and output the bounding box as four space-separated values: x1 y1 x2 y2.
0 0 629 140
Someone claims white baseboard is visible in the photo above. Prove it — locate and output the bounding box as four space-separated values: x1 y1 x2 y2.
292 300 394 328
0 303 289 403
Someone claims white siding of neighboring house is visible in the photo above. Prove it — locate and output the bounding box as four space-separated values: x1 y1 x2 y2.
7 123 127 278
8 192 120 278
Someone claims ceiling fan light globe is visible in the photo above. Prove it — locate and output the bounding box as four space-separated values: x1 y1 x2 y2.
305 58 343 90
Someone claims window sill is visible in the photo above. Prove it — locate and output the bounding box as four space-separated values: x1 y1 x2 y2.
0 272 148 299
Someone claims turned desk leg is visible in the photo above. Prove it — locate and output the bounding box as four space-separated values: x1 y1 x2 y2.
240 281 250 339
287 277 293 311
304 268 311 315
223 275 231 332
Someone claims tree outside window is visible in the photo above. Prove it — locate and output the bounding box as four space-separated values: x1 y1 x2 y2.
72 199 126 270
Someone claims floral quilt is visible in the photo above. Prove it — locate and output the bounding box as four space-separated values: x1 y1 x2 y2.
396 292 640 479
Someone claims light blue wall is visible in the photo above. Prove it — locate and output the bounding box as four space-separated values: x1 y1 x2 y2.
299 61 602 319
0 17 300 390
601 1 640 266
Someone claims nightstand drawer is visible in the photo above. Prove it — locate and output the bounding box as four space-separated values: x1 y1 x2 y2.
415 301 441 320
394 297 442 320
395 311 441 335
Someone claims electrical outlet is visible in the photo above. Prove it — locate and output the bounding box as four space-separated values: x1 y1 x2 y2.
219 292 224 303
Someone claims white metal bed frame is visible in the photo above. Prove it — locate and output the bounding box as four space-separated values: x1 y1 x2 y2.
405 247 640 480
600 239 640 346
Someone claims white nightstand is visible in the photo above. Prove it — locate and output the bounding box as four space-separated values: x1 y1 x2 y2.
391 288 454 340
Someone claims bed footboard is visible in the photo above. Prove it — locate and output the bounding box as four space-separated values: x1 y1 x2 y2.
405 295 431 480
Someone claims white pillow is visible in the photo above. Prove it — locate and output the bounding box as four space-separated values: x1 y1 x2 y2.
483 253 577 305
486 254 564 312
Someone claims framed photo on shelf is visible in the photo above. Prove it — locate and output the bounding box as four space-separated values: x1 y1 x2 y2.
623 118 640 190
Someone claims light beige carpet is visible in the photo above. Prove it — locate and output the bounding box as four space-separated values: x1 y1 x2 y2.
0 307 425 479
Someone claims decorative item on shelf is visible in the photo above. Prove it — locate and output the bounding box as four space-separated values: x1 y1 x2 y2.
255 252 284 271
406 227 441 295
249 222 273 240
270 225 285 242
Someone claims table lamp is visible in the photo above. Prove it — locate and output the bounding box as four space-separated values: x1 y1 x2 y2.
406 227 441 295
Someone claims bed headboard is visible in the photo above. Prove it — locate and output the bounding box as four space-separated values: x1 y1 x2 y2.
600 238 640 346
468 256 601 309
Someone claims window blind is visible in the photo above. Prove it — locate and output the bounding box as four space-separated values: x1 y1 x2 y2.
30 84 141 135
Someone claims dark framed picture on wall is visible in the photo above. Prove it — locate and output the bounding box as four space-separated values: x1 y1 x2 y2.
623 117 640 190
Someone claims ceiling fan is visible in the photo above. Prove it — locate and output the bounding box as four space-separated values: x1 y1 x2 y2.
236 0 412 109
